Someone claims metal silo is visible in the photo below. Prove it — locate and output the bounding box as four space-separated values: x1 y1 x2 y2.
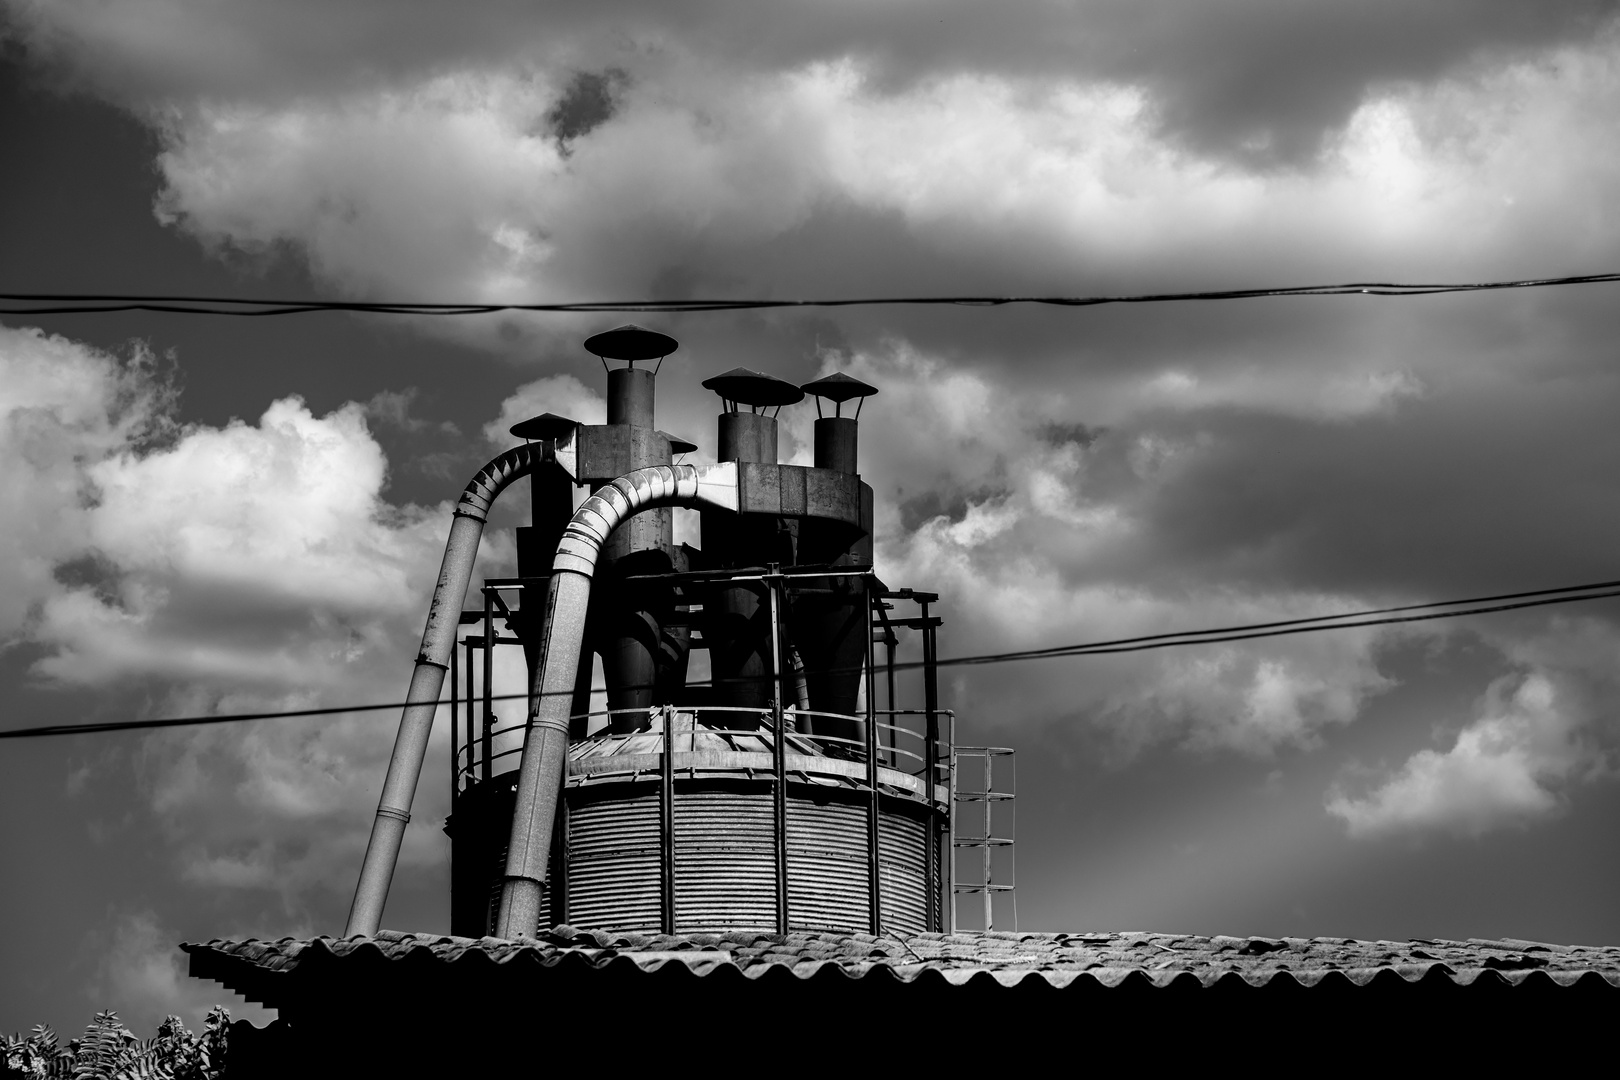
369 329 953 942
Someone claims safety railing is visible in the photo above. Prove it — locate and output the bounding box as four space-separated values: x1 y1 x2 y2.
454 703 953 806
445 569 957 932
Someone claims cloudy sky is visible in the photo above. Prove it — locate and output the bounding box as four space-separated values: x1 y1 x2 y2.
6 0 1620 1033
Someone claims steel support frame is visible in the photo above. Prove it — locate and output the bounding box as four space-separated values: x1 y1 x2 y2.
449 641 459 802
864 577 881 935
660 705 676 935
921 600 942 934
481 590 494 784
767 570 789 935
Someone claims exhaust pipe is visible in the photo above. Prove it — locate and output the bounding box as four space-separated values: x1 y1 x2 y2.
346 442 550 938
495 461 739 938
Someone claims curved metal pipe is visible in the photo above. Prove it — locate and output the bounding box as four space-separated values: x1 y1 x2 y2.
346 444 543 937
495 461 739 937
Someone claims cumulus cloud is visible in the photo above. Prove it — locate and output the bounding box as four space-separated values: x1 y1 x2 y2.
1327 617 1620 839
0 323 502 911
0 325 174 638
1327 671 1595 838
31 396 446 686
483 373 605 449
810 342 1399 759
8 1 1614 164
133 44 1620 305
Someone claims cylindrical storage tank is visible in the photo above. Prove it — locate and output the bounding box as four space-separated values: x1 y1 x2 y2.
561 775 940 936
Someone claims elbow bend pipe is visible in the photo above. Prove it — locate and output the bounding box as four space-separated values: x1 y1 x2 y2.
495 461 738 938
345 443 544 938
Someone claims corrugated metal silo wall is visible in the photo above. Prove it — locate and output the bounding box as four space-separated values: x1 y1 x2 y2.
567 789 664 932
452 777 940 937
673 788 777 930
566 780 938 935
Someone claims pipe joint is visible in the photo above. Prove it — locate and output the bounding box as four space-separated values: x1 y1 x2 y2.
377 806 411 825
457 443 542 520
530 713 571 734
503 873 544 889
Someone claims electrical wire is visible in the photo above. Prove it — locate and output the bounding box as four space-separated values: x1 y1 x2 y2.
935 578 1620 667
5 577 1619 742
3 272 1619 316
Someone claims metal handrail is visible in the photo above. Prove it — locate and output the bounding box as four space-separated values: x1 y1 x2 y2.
456 702 952 788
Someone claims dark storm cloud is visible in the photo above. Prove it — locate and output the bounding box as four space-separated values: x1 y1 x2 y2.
8 0 1616 161
545 68 626 154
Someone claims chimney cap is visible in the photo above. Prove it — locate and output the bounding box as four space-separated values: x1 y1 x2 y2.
658 431 698 455
800 371 878 404
509 412 579 441
701 367 805 408
583 324 679 362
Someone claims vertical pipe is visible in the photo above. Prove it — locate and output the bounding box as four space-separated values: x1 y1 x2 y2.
769 573 788 935
569 647 593 741
864 579 880 934
346 443 538 939
660 706 675 934
708 411 781 718
602 366 672 726
481 591 493 783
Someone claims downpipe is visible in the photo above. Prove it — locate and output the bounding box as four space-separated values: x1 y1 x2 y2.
345 444 543 938
495 462 739 937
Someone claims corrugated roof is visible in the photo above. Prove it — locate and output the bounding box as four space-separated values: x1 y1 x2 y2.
185 925 1620 997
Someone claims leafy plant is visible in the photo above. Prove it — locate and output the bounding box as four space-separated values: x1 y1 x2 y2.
2 1008 230 1080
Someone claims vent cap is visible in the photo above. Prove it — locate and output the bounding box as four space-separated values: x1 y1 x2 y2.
801 371 878 417
583 324 679 363
509 412 580 440
701 367 805 413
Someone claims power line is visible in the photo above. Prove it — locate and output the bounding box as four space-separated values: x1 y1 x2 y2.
2 272 1619 317
0 694 537 741
937 577 1620 667
5 577 1619 742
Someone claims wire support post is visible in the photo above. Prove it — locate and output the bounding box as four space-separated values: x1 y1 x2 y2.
951 746 1016 932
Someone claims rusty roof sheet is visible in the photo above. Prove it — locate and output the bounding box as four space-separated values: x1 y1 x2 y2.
185 926 1620 993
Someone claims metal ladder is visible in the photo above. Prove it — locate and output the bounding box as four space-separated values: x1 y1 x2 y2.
951 746 1015 932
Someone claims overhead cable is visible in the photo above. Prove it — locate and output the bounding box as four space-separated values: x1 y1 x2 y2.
2 271 1619 317
4 577 1618 742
